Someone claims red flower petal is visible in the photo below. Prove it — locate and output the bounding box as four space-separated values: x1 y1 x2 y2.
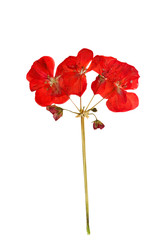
56 48 93 75
26 56 55 91
106 92 139 112
35 85 69 107
76 48 93 69
88 55 116 75
56 56 77 74
29 78 47 92
116 87 127 103
61 72 87 97
106 60 139 89
51 95 70 104
71 74 87 97
91 75 115 98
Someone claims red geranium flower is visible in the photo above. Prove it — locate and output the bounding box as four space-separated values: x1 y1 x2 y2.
88 56 139 112
26 49 93 107
56 48 93 97
26 56 70 106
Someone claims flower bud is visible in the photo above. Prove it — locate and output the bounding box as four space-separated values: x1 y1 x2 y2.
91 108 97 112
46 105 63 121
93 120 105 130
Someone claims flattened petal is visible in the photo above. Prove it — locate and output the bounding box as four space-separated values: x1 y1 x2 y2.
120 64 139 90
71 74 87 97
107 60 139 89
77 48 93 69
88 55 116 75
91 76 115 98
26 56 55 91
35 85 69 107
50 95 69 104
62 72 87 97
106 92 139 112
56 56 77 75
29 78 47 91
27 56 54 80
35 86 54 106
116 87 127 103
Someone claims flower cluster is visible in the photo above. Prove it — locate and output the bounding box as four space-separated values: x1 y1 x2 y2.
26 49 140 234
26 48 139 129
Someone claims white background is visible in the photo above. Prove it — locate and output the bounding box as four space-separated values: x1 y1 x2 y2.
0 0 160 239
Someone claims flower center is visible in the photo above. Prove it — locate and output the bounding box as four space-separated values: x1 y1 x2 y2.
115 81 121 87
98 75 106 84
49 77 58 87
79 67 86 75
76 108 90 118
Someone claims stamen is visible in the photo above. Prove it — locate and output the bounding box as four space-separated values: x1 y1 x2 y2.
49 77 57 87
79 67 87 75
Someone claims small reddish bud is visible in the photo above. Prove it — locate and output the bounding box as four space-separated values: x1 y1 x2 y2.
93 120 105 130
46 105 63 121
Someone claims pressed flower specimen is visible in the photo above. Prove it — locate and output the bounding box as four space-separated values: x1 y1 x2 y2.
26 48 139 234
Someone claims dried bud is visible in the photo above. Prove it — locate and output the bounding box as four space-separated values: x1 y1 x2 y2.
46 105 63 121
93 120 105 130
91 108 97 112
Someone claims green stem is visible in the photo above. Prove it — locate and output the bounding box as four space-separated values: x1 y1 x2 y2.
81 116 90 235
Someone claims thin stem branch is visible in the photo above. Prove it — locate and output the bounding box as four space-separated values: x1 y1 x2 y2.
69 97 80 112
88 98 104 112
85 80 103 111
62 108 78 114
80 97 82 111
81 116 90 235
85 94 95 111
88 113 97 120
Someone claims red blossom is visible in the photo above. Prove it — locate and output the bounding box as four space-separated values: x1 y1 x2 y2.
89 56 139 112
26 49 93 107
26 51 139 114
56 48 93 97
26 56 69 107
46 105 63 121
